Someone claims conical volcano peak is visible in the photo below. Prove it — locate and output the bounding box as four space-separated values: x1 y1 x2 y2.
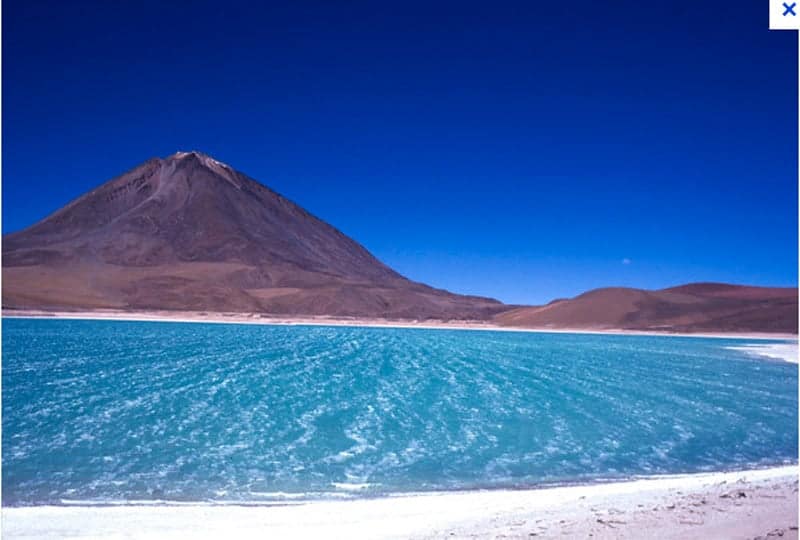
167 150 232 172
2 153 506 319
158 151 239 191
169 150 211 161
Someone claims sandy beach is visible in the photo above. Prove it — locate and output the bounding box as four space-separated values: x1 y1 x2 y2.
3 466 797 539
4 308 798 342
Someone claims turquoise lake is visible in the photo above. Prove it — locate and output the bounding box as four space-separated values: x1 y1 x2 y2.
2 318 797 505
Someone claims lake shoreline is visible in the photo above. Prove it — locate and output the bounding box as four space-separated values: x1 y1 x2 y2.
4 309 798 341
3 466 797 539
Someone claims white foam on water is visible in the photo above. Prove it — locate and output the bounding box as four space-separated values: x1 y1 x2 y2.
726 342 799 363
332 482 373 491
249 492 307 500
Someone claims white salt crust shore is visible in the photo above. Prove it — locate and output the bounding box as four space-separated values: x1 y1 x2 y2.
3 466 797 539
4 310 798 342
726 343 799 363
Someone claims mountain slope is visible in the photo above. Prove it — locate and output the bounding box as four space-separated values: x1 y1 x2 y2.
494 283 798 333
3 151 505 319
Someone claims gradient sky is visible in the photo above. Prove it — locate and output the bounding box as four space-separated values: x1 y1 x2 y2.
3 1 797 304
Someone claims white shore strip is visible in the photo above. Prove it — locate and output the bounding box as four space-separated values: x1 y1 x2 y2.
3 466 797 539
726 342 799 363
3 310 798 341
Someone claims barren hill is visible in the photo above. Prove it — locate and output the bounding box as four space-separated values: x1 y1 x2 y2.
494 283 798 334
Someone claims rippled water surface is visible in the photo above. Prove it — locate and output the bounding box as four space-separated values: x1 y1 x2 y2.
3 318 797 505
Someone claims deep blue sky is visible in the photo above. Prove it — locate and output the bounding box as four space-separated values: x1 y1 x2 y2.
3 1 797 304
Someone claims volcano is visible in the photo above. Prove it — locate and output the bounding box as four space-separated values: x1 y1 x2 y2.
2 151 505 319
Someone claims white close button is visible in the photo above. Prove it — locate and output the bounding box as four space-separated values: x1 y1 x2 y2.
771 0 800 29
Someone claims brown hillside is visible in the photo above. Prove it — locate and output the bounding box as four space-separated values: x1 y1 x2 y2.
494 284 797 334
